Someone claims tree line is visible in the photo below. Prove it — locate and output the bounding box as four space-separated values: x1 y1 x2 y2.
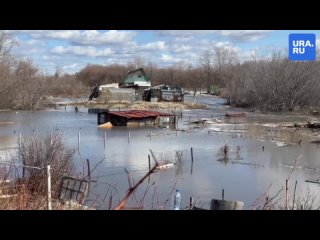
1 31 320 112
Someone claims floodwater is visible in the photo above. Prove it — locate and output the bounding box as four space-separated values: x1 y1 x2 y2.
1 95 320 210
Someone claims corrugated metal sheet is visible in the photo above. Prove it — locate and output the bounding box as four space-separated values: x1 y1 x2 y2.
109 110 173 119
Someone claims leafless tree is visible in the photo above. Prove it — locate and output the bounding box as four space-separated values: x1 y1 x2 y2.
17 132 75 196
0 31 16 65
199 50 214 93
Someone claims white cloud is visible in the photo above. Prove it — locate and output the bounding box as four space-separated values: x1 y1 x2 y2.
52 46 113 57
7 30 81 40
157 30 272 42
12 38 47 57
63 63 79 70
219 30 273 41
7 30 136 44
173 44 192 53
174 36 194 42
160 54 183 63
140 41 166 51
44 31 81 39
215 42 240 52
215 41 232 48
74 30 136 45
157 30 217 37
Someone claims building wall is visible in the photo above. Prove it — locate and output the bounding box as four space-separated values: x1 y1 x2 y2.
99 88 136 102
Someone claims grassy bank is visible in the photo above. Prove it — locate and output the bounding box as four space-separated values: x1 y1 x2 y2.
83 100 208 111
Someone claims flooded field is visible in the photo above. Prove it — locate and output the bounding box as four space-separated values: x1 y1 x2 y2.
1 95 320 209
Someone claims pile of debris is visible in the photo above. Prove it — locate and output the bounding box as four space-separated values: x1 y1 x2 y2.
190 118 222 125
285 121 320 129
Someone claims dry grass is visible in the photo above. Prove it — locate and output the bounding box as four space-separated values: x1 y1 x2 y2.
130 101 207 110
0 132 79 210
0 191 94 210
84 100 208 111
85 101 131 109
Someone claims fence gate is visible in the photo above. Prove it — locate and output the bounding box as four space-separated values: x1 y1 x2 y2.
59 176 90 205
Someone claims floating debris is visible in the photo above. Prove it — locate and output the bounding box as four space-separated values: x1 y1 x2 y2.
278 164 303 169
225 112 246 117
270 140 295 147
208 129 247 134
155 160 175 170
0 122 14 125
190 118 222 125
231 161 264 167
98 122 113 128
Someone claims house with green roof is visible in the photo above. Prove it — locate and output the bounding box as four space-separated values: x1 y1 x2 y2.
122 68 151 88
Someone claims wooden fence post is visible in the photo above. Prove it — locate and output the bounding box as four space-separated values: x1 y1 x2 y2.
47 165 52 210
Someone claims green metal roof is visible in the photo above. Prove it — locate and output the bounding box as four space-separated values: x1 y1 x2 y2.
123 68 150 84
124 75 149 84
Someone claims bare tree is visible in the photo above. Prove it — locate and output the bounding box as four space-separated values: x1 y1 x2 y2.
199 50 214 93
213 46 239 72
18 132 75 196
0 31 16 65
14 59 45 109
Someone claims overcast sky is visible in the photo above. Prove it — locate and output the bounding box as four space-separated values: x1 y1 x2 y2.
4 30 320 75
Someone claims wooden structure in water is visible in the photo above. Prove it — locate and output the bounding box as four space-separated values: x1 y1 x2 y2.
97 110 175 126
88 108 109 114
225 112 246 117
142 84 184 102
210 199 244 210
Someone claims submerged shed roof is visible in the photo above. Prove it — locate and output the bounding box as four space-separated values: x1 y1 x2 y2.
109 110 173 119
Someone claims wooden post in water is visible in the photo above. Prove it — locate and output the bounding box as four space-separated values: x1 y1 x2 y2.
78 130 81 151
292 180 298 209
189 196 193 209
285 179 288 210
191 147 194 175
47 165 52 210
50 132 53 146
222 189 225 201
191 147 194 162
128 131 131 144
104 131 106 150
148 154 151 183
19 132 22 149
19 133 25 177
108 195 113 210
87 159 91 180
